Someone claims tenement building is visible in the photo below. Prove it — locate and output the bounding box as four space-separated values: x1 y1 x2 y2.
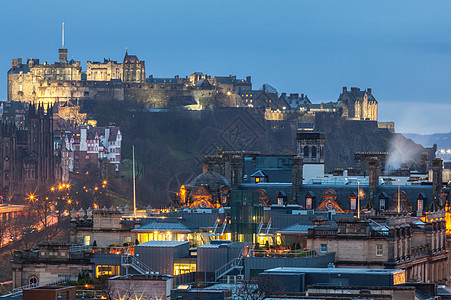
307 213 448 284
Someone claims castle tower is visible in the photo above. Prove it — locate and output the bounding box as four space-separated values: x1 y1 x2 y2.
58 48 68 63
297 131 325 183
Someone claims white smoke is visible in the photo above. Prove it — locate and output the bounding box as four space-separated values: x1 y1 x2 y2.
385 134 420 174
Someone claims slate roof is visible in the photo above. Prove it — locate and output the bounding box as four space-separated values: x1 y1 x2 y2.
133 219 192 233
276 223 314 234
8 64 30 74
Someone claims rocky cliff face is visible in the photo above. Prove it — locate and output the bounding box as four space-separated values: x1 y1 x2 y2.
84 101 430 206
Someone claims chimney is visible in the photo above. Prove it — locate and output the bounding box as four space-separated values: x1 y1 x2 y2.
368 157 379 207
17 58 22 65
246 76 251 83
432 158 443 198
367 88 372 94
342 86 347 93
281 93 287 98
11 59 17 68
291 156 303 203
301 93 304 99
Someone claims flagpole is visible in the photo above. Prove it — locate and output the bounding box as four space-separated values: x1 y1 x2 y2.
132 145 136 216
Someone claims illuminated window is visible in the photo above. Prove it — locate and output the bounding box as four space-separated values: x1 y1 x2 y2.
376 244 383 256
306 198 312 209
96 265 119 278
84 235 90 246
173 262 196 275
320 244 327 253
417 199 423 211
29 276 38 287
255 177 260 183
350 197 357 210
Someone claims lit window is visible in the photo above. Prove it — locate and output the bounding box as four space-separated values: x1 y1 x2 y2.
306 198 312 209
350 198 356 210
376 244 383 256
255 177 260 183
84 235 91 246
320 244 327 253
417 199 423 211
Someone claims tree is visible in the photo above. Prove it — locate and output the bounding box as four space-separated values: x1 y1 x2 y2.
235 277 276 300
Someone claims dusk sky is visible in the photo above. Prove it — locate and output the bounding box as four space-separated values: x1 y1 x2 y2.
1 0 450 134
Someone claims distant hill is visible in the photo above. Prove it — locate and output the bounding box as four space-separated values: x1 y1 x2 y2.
403 132 451 149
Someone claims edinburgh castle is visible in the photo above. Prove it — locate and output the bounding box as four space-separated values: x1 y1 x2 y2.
7 47 378 122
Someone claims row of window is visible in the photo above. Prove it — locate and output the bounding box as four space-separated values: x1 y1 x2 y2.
320 243 384 256
306 197 424 212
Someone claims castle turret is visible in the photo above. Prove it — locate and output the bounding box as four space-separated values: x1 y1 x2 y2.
59 48 68 63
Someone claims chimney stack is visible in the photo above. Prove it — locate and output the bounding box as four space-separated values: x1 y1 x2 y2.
291 156 303 203
432 158 443 199
368 157 379 207
11 59 17 68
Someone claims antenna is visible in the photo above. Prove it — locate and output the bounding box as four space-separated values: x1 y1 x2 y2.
62 22 65 48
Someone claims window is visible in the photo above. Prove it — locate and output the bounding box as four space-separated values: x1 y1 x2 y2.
95 265 119 278
306 198 312 209
312 146 317 159
418 199 423 212
84 235 91 246
320 244 327 253
376 244 383 256
350 197 356 210
29 276 38 287
379 198 386 211
303 146 309 158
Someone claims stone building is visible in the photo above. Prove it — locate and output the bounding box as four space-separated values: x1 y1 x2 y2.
7 49 82 106
62 124 122 174
337 86 378 121
0 104 56 199
180 171 231 209
307 213 448 284
7 47 252 110
11 243 92 289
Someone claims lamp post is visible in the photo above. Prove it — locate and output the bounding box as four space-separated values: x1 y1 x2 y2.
357 181 360 219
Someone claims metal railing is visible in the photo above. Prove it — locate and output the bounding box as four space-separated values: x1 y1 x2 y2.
214 257 243 282
121 255 155 275
69 244 92 253
3 275 74 298
249 248 317 258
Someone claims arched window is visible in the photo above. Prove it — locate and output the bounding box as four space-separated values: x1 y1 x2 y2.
312 146 317 159
29 276 38 287
303 146 309 158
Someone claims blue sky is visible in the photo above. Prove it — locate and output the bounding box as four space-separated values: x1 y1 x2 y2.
1 0 450 134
